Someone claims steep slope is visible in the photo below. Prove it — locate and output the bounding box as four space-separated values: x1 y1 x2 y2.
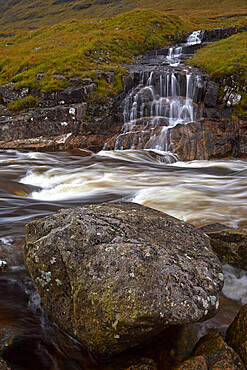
0 0 246 31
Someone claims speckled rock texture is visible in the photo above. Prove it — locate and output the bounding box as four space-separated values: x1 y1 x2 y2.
24 202 223 358
182 333 245 369
226 304 247 367
176 355 207 369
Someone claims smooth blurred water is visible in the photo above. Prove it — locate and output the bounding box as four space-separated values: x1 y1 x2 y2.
0 149 246 369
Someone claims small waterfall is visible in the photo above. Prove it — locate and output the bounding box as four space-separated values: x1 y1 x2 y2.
185 30 204 46
166 46 182 66
114 67 203 151
105 29 207 152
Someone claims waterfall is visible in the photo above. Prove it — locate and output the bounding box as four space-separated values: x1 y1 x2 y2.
166 46 182 66
114 67 203 151
106 30 207 152
185 30 204 46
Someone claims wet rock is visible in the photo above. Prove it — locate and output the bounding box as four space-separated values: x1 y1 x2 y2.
107 118 239 161
178 333 245 369
170 119 238 161
176 355 207 369
0 357 11 370
226 304 247 367
24 202 223 358
0 133 74 151
204 81 219 108
199 224 247 270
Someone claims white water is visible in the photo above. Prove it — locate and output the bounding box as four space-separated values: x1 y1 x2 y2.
185 30 204 45
114 30 208 151
166 46 183 66
222 265 247 305
17 150 247 228
115 69 202 151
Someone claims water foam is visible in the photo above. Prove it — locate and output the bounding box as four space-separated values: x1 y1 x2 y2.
222 264 247 304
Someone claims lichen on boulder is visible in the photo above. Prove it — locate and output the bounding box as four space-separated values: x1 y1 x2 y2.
24 202 223 358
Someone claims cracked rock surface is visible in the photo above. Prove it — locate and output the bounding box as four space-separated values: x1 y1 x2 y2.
24 202 223 358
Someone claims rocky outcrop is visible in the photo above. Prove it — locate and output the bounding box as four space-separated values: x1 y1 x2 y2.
0 89 122 152
0 73 123 152
24 202 223 358
199 224 247 270
105 118 241 161
177 333 245 369
226 304 247 367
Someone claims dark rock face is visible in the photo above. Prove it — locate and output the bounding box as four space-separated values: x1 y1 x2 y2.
203 81 219 108
177 333 245 369
226 304 247 367
199 224 247 270
0 100 121 152
24 202 223 358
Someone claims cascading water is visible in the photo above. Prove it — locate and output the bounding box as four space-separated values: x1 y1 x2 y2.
111 30 207 153
185 30 205 45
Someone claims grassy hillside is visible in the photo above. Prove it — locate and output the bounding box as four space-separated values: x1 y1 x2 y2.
189 32 247 117
0 0 246 32
0 9 185 99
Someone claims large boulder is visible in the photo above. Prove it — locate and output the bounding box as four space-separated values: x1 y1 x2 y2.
24 202 223 358
226 304 247 367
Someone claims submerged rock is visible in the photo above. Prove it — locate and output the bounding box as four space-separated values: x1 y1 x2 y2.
226 304 247 367
177 333 245 369
24 202 223 358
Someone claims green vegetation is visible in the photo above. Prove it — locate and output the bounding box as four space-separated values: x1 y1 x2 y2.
189 33 246 85
7 95 38 111
0 0 246 31
0 9 185 96
189 32 247 117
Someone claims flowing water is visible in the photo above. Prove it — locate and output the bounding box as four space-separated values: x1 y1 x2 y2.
0 30 247 369
112 30 207 151
0 149 246 369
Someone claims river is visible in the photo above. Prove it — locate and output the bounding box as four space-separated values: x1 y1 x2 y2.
0 148 247 369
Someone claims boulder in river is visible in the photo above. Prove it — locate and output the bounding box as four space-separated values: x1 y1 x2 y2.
226 304 247 367
24 202 223 358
